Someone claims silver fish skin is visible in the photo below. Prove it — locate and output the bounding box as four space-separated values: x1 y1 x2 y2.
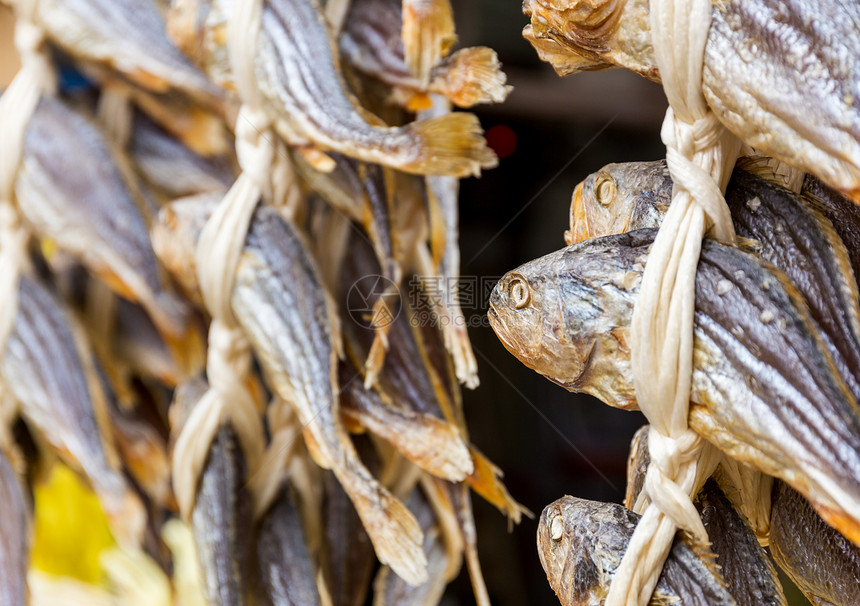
21 0 224 106
802 174 860 284
257 485 323 606
190 424 255 606
695 480 786 606
489 231 860 544
320 469 376 606
538 495 736 606
625 431 785 606
373 486 449 606
184 0 496 177
770 480 860 606
340 0 510 108
0 450 29 606
18 96 189 340
231 206 427 585
572 162 860 404
523 0 860 199
3 275 142 541
130 113 235 199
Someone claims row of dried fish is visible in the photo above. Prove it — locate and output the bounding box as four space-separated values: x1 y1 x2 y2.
0 0 518 603
490 163 860 604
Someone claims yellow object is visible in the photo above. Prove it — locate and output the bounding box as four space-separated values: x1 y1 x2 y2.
31 464 115 584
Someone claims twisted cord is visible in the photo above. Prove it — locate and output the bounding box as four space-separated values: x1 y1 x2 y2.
0 0 53 450
605 1 741 603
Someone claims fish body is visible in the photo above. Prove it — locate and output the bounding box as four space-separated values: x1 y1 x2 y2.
373 485 449 606
523 0 860 198
770 480 860 606
341 0 509 109
320 469 376 606
173 0 496 176
190 425 254 605
538 495 735 605
23 0 223 106
130 113 235 200
802 174 860 282
3 275 143 543
489 231 860 543
0 450 29 606
231 206 427 584
400 0 455 86
257 485 323 606
18 96 189 340
569 162 860 402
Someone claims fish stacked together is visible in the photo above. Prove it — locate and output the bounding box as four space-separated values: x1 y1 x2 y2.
0 0 523 604
489 1 860 604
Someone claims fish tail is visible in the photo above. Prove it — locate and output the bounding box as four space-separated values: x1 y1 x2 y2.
402 0 456 87
432 47 512 108
334 458 428 585
443 320 479 390
402 113 497 177
467 447 532 526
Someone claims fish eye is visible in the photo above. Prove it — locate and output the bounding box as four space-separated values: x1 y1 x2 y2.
550 512 564 542
508 275 531 309
594 174 616 206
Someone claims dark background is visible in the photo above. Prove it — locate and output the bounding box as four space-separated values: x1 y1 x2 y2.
445 2 661 603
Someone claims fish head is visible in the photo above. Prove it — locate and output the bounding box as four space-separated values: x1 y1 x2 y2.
565 161 671 244
523 0 659 81
491 237 643 407
538 496 620 605
489 248 602 390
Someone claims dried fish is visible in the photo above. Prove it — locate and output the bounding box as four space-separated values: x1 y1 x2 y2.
0 449 29 606
231 206 427 584
18 96 190 342
130 113 235 200
538 495 735 605
341 0 510 109
14 0 224 107
624 428 783 605
523 0 860 198
802 173 860 282
3 275 144 544
191 426 255 605
489 231 860 543
568 162 860 401
257 485 323 606
320 468 376 606
373 485 449 606
770 480 860 606
171 0 496 177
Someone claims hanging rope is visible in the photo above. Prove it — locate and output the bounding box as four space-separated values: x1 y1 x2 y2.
171 0 276 519
605 1 741 604
0 0 54 452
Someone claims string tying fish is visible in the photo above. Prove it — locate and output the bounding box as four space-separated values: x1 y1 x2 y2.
171 0 277 519
605 0 741 604
0 0 54 453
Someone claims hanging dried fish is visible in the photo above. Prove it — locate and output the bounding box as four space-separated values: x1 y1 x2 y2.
341 0 510 109
523 0 860 199
538 495 736 606
770 480 860 606
489 231 860 544
0 449 29 606
3 275 144 545
169 0 497 177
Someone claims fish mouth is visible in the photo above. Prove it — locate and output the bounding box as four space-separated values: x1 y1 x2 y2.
565 182 590 245
487 304 514 351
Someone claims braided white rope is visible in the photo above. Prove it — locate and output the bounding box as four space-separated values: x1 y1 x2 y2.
171 0 275 518
0 0 53 452
605 1 741 604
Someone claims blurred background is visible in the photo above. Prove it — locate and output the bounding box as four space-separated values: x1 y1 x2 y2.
0 1 811 604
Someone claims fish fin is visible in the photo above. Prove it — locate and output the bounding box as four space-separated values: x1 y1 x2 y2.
432 47 512 108
403 113 497 177
405 93 434 112
466 446 532 525
336 463 428 585
402 0 456 87
297 146 337 173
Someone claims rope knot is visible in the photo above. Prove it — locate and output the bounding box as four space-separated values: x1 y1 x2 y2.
235 104 276 193
14 19 44 57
